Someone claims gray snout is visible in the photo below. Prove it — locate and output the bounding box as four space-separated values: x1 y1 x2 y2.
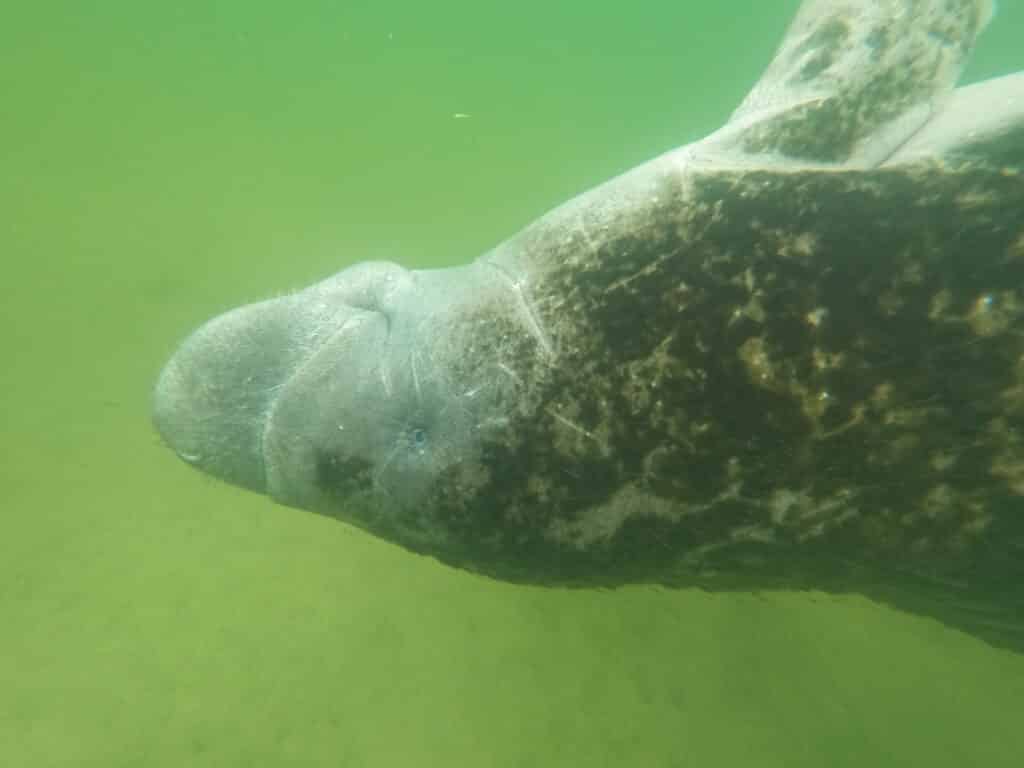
153 298 309 492
153 260 415 496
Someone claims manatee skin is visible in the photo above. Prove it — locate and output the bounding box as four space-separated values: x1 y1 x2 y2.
154 0 1024 652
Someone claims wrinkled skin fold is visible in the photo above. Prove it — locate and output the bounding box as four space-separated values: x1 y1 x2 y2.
155 0 1024 653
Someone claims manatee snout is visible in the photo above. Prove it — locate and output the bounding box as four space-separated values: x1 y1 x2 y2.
154 301 293 493
153 261 416 499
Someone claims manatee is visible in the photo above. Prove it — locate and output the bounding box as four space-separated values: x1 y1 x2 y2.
154 0 1024 653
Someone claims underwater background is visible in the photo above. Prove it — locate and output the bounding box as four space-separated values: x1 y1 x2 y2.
2 1 1023 765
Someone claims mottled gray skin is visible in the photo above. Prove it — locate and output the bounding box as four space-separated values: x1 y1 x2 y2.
155 0 1024 652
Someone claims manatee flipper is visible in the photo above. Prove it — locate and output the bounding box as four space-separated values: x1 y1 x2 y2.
886 72 1024 166
708 0 995 165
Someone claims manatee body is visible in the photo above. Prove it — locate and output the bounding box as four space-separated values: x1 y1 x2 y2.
154 0 1024 652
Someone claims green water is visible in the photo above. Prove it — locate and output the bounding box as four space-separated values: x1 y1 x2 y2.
2 2 1023 765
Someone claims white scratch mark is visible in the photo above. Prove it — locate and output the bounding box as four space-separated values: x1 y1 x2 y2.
497 362 522 384
410 349 423 404
547 408 597 442
484 263 554 357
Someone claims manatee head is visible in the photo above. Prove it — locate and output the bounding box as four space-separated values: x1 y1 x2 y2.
154 259 543 556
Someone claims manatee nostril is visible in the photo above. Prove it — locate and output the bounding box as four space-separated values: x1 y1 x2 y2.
411 427 428 453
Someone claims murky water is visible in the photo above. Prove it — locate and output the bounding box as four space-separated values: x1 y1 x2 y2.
2 2 1022 765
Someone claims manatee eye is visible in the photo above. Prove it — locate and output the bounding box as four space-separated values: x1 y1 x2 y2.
411 427 428 453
